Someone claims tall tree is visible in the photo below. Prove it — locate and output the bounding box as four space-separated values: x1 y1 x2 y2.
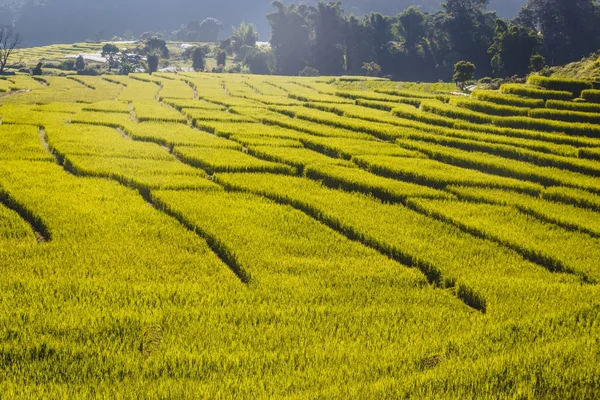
267 1 312 75
0 25 21 74
517 0 600 66
488 19 541 77
312 2 346 75
441 0 496 76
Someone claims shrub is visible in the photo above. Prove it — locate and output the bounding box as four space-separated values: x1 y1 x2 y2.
75 55 85 72
192 47 205 71
147 54 159 75
217 50 227 67
453 61 475 91
527 75 593 97
32 62 43 76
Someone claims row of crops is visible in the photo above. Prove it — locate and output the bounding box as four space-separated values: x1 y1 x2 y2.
0 70 599 397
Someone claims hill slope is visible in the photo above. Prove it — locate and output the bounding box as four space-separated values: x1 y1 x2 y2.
3 0 526 46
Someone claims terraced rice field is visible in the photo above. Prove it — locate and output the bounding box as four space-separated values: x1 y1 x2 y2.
0 71 599 398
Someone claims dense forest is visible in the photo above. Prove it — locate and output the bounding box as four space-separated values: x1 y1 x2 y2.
1 0 525 46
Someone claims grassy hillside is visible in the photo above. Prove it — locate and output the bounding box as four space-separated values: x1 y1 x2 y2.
0 58 599 397
550 53 600 82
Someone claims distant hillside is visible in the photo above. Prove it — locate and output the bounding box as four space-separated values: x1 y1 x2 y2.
1 0 526 46
550 53 600 83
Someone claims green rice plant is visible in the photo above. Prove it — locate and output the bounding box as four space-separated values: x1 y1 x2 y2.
450 98 530 117
247 145 352 172
543 186 600 212
132 101 188 123
298 136 424 159
527 75 593 97
356 98 422 110
390 124 579 157
393 130 600 176
67 75 123 99
494 115 600 138
409 198 600 282
118 79 160 102
0 124 53 161
172 146 296 175
46 124 174 160
159 79 195 100
581 89 600 103
580 147 600 161
230 135 304 148
395 139 600 193
0 105 74 127
471 89 545 108
200 95 264 108
184 108 255 124
261 112 372 139
82 101 130 113
31 102 83 114
420 101 496 124
214 172 593 317
305 163 452 202
242 94 304 106
353 154 543 194
123 122 242 149
546 99 600 114
162 98 226 111
288 92 353 104
373 89 447 101
448 186 600 238
500 84 572 101
529 108 600 124
70 111 133 128
63 155 217 190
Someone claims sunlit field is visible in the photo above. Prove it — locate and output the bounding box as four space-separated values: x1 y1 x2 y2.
1 69 599 398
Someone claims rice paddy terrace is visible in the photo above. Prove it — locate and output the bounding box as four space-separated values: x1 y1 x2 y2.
0 70 599 398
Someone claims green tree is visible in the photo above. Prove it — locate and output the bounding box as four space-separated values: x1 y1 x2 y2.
192 47 206 71
32 61 43 76
529 54 546 72
362 61 381 77
488 19 542 77
147 53 159 75
144 36 169 59
517 0 600 66
198 18 224 42
267 1 312 75
75 55 85 72
442 0 496 77
230 22 259 53
312 2 346 76
101 43 120 72
217 50 227 67
397 6 427 50
454 60 476 90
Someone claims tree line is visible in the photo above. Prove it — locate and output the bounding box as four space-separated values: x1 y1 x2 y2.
263 0 600 80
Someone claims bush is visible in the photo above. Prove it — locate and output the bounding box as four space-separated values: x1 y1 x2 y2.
453 61 476 91
217 50 227 67
78 67 98 76
528 75 593 97
192 47 205 71
75 56 85 72
147 54 159 75
581 90 600 103
32 62 43 76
